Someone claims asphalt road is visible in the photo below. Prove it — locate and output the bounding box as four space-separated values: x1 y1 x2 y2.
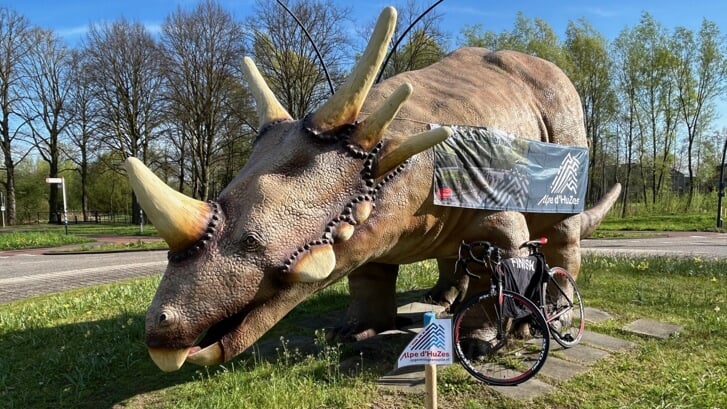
0 250 167 304
581 232 727 259
0 232 725 304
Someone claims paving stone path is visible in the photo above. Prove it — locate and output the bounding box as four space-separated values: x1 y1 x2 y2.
377 303 682 401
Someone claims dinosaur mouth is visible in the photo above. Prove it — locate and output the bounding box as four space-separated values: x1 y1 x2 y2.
148 307 251 372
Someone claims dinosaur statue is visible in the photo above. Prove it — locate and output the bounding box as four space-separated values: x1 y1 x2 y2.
124 7 621 372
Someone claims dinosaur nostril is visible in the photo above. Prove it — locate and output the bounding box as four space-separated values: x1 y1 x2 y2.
158 309 178 326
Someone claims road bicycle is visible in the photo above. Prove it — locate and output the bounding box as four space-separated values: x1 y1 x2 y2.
449 238 585 386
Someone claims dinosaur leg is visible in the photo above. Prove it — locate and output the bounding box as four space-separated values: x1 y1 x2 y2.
328 262 399 342
528 213 582 279
424 258 468 308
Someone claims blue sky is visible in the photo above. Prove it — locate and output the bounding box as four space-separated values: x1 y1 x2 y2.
6 0 726 47
5 0 727 129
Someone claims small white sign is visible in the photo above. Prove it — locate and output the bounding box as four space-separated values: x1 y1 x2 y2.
0 206 4 211
45 177 63 184
397 318 453 368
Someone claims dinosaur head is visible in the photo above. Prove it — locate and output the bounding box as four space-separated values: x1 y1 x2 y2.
125 7 450 372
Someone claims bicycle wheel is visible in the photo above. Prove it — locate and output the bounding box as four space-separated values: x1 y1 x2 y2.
543 267 585 348
452 290 550 386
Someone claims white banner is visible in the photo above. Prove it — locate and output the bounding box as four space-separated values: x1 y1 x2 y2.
433 125 589 213
397 318 453 368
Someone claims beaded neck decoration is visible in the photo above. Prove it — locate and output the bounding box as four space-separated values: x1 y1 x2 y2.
281 120 409 275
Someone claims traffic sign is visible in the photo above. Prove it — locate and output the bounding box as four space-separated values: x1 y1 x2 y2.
45 177 63 184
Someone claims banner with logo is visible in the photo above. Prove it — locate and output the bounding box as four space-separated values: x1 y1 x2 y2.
397 318 453 368
432 125 589 214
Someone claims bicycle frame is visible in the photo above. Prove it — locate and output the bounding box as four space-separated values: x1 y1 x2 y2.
452 240 552 385
541 271 574 323
456 241 507 340
523 240 580 343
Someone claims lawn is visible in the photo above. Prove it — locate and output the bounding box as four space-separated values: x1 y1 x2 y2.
597 213 720 233
0 223 159 250
1 255 724 408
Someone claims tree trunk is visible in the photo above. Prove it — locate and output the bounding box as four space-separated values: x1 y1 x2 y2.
47 159 59 224
687 136 695 209
5 164 16 225
131 191 142 225
81 159 89 222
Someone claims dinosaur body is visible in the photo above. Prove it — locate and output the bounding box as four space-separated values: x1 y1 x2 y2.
124 7 620 372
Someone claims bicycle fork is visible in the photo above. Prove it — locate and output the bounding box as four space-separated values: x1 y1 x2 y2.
492 283 508 351
541 274 575 341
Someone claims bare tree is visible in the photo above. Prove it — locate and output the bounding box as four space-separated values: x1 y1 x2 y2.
160 0 246 200
65 50 99 221
378 0 448 80
623 13 679 206
564 19 616 204
459 12 568 69
613 26 644 216
671 20 727 205
247 0 352 119
83 19 166 223
18 27 74 223
0 7 35 225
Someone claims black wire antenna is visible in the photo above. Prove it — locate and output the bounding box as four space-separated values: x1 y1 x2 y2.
275 0 445 94
376 0 445 84
275 0 335 96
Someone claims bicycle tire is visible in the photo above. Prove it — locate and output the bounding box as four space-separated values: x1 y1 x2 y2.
452 290 550 386
544 267 585 348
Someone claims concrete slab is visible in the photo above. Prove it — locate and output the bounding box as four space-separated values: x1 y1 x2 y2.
584 307 612 324
552 343 611 365
380 363 556 402
489 377 555 400
378 365 425 392
396 302 446 327
539 356 590 382
623 319 682 339
582 330 637 352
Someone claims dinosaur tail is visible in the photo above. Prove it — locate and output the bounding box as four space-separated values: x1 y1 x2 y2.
580 183 622 238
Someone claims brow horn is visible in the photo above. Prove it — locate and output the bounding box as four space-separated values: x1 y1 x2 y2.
241 57 292 127
308 7 397 132
124 157 212 253
348 83 412 151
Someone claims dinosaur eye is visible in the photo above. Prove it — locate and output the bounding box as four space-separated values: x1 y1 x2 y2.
241 232 263 252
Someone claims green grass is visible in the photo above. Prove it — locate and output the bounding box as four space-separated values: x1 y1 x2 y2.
67 240 168 253
598 213 719 232
1 256 725 408
0 231 94 250
0 224 159 250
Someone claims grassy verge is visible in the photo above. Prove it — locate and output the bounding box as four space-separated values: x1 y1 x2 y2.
0 224 159 250
1 256 724 408
0 231 94 250
598 213 719 232
56 240 168 253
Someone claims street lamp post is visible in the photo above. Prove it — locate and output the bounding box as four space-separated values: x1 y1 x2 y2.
45 177 68 235
717 136 727 229
1 190 5 228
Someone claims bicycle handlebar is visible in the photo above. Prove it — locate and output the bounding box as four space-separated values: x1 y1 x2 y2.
457 237 551 279
457 240 501 280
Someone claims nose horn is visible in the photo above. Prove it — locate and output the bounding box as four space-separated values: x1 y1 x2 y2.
124 157 212 253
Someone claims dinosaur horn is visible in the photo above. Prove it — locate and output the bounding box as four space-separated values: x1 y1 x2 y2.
124 157 212 253
241 57 292 127
349 83 412 151
376 126 452 177
308 7 397 132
